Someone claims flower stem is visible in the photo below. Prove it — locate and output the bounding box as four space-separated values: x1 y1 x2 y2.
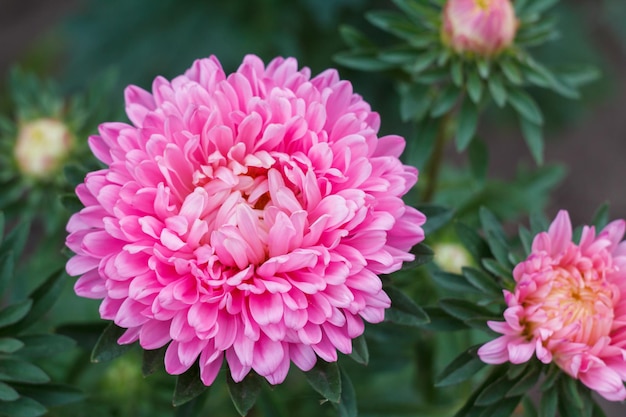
422 115 451 203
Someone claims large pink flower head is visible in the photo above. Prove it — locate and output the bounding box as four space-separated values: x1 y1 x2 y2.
478 210 626 401
65 55 425 386
441 0 518 56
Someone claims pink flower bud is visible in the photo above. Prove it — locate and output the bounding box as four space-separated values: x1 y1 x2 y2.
14 118 73 179
441 0 518 56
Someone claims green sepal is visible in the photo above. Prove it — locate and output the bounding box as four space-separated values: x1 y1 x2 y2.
91 322 134 363
348 334 369 366
172 363 208 407
142 345 168 377
304 360 341 403
227 372 263 416
331 367 357 417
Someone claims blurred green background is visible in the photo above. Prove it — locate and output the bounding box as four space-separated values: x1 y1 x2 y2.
1 0 626 416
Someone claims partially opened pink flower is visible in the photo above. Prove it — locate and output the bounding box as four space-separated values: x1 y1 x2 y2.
65 55 425 386
478 210 626 401
441 0 518 56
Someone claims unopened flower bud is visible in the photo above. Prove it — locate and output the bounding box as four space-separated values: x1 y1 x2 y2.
441 0 518 56
14 118 73 179
433 242 472 274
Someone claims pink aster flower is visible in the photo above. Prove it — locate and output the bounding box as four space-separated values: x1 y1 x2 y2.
441 0 518 56
478 210 626 401
65 55 425 386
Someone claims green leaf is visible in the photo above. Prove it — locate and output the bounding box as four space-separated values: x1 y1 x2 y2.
399 83 432 122
0 212 4 239
519 117 544 165
479 396 522 417
365 11 423 41
466 69 483 103
0 251 14 296
142 345 168 377
481 259 514 282
420 306 468 331
508 88 543 125
0 358 50 384
338 25 374 50
174 396 206 417
402 243 434 270
438 298 499 324
431 272 482 295
430 85 460 117
0 396 47 417
91 323 134 363
451 59 464 86
435 346 486 386
507 366 541 397
16 334 75 358
333 51 394 72
558 65 601 88
455 221 490 263
0 381 19 401
462 267 502 296
60 194 84 214
499 59 523 85
56 322 108 351
468 137 488 184
0 299 33 329
487 74 507 107
522 0 558 16
559 377 583 410
455 98 478 151
408 49 440 74
521 395 538 417
529 210 549 235
9 269 66 331
591 202 610 230
476 59 490 78
227 372 262 416
409 118 438 170
518 226 532 255
304 360 341 403
172 363 208 407
379 47 422 65
13 383 84 407
0 337 24 353
475 373 517 406
479 207 511 267
63 164 87 188
348 334 369 366
332 367 357 417
0 221 30 260
384 286 430 327
539 385 558 417
416 204 454 235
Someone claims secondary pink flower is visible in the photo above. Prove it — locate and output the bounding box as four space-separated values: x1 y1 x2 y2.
441 0 518 56
478 210 626 401
65 55 425 386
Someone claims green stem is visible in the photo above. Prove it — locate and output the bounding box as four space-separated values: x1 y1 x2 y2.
422 115 451 203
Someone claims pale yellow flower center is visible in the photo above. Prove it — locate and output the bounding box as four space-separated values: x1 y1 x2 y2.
474 0 492 10
538 270 615 345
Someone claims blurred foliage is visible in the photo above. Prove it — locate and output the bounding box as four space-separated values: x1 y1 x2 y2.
0 0 623 416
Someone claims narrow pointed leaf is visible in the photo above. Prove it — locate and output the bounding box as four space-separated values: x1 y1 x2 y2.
348 334 369 366
508 88 543 125
0 396 47 417
16 334 75 358
305 360 341 403
0 299 33 329
173 363 207 407
467 69 483 103
479 207 512 268
488 74 507 107
0 337 24 353
13 383 84 407
338 25 374 49
455 98 478 151
399 83 432 122
0 358 49 383
455 221 490 263
0 381 19 401
432 272 482 295
480 396 522 417
451 59 463 86
430 84 460 117
499 59 522 85
416 204 454 235
481 259 514 282
519 226 533 255
0 251 14 296
475 373 517 406
402 243 434 270
591 202 610 230
332 368 357 417
91 323 134 363
420 306 468 331
142 345 168 377
435 346 486 386
507 366 541 397
9 269 66 331
540 385 558 417
227 372 262 416
520 117 544 165
333 51 394 72
384 286 429 327
0 221 29 259
439 298 499 323
462 267 501 295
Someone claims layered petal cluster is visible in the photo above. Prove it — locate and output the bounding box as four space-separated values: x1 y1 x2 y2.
478 210 626 401
441 0 518 56
65 55 425 385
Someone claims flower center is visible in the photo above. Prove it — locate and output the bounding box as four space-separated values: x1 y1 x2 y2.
538 269 616 345
474 0 492 10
